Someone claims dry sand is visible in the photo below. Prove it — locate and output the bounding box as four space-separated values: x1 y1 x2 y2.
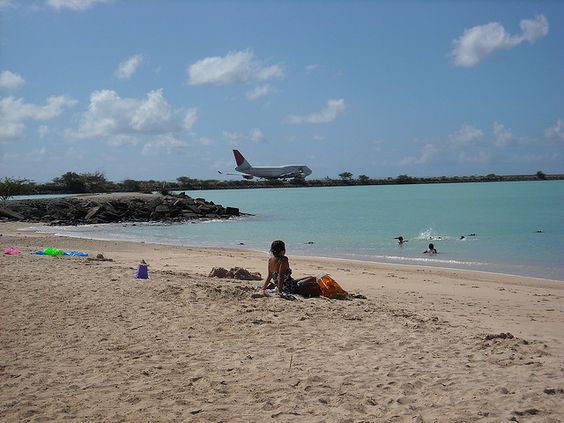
1 222 563 422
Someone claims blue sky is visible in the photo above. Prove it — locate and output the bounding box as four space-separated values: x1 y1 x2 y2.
1 0 563 182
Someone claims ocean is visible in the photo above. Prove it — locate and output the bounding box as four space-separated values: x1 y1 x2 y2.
27 181 564 281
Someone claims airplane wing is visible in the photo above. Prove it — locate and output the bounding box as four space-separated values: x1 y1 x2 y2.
277 169 307 178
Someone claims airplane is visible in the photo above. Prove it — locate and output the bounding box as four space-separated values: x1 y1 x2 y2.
218 149 312 180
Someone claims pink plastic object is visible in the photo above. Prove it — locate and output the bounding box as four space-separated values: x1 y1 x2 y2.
4 248 22 255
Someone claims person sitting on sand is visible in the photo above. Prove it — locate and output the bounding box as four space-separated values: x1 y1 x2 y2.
423 243 437 254
394 236 408 245
262 240 318 296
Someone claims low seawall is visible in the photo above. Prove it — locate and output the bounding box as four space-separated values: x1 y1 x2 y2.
0 192 242 225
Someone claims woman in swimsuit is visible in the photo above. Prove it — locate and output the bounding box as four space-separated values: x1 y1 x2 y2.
262 240 317 295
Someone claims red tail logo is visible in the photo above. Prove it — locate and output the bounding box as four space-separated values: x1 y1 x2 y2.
233 150 245 166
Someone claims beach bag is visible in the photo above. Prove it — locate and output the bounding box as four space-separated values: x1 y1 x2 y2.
317 274 348 299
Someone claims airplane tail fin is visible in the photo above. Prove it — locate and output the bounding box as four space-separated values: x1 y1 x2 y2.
233 150 251 170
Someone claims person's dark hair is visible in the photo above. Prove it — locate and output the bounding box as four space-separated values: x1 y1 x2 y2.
270 240 286 257
428 243 434 250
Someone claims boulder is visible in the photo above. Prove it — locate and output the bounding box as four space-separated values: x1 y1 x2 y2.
209 267 262 281
154 204 170 214
209 267 230 278
225 207 240 216
85 206 102 220
228 267 262 281
1 193 244 225
0 207 24 220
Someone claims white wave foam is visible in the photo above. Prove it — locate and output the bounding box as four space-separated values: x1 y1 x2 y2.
372 254 487 266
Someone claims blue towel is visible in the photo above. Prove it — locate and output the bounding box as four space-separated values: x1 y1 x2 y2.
64 251 89 256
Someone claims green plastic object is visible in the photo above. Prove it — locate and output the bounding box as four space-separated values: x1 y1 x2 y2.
43 248 65 256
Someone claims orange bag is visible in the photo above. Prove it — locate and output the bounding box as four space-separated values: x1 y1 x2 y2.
317 274 348 299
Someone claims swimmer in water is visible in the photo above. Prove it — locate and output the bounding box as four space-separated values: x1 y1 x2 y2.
423 243 437 254
394 236 408 245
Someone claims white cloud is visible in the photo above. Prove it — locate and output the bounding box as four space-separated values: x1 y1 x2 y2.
115 54 143 80
65 147 85 160
183 108 199 130
188 50 283 86
107 135 138 147
306 64 319 73
399 143 438 165
545 119 564 142
493 122 512 147
0 0 13 10
142 134 188 155
38 125 50 138
25 147 48 162
222 128 265 144
287 98 346 124
250 128 265 143
458 150 490 164
2 147 48 163
222 130 242 144
0 95 77 142
452 15 549 67
195 136 213 146
246 84 273 100
0 70 25 90
70 89 187 139
449 123 484 145
46 0 113 11
520 15 550 42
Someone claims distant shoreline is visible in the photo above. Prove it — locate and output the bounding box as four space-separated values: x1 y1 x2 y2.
180 173 564 191
8 172 564 195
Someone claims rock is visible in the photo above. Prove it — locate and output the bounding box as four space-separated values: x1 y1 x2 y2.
1 193 243 225
225 207 239 216
154 204 170 213
209 267 262 281
87 253 114 262
181 211 199 219
209 267 230 278
485 332 514 340
0 207 24 220
228 267 262 281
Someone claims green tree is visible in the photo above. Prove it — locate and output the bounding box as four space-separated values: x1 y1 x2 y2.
396 174 414 184
81 171 108 192
339 172 353 181
290 175 307 185
536 170 547 180
53 172 86 193
0 177 30 202
358 174 370 184
176 176 191 185
121 179 141 192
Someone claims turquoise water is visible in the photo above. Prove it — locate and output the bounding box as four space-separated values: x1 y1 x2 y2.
33 181 564 280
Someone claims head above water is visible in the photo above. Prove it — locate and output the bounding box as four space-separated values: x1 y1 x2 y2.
270 240 286 257
428 243 434 250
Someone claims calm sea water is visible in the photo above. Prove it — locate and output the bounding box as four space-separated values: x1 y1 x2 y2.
28 181 564 280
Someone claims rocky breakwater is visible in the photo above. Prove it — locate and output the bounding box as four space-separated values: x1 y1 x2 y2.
0 192 243 225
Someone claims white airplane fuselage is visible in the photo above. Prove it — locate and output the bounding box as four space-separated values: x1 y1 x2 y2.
236 164 312 179
233 150 312 180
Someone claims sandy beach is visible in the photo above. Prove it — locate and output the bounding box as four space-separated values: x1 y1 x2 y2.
1 222 562 422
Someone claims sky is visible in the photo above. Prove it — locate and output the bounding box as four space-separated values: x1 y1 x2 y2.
0 0 563 183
